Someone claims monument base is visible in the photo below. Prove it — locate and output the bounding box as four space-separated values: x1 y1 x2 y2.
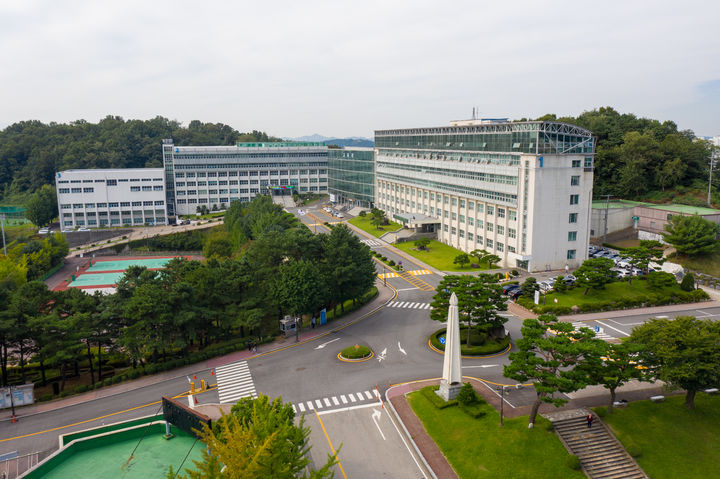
437 380 462 401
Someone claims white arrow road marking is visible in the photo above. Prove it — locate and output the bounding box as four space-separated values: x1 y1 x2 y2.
377 347 387 362
398 342 407 355
371 409 386 440
462 364 499 369
315 338 341 350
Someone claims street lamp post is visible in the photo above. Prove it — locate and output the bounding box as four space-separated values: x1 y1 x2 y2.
9 385 16 423
0 214 7 257
383 265 386 287
499 385 506 426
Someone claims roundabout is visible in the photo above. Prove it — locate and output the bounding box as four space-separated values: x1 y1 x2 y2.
337 344 374 362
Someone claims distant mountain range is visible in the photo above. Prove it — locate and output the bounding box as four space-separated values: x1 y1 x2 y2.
285 133 374 148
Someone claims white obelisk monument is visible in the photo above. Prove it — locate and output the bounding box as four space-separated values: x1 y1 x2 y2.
438 292 462 401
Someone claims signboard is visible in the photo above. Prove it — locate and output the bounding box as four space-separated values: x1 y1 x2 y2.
534 290 540 305
439 336 446 345
267 185 295 190
329 194 336 203
162 396 211 439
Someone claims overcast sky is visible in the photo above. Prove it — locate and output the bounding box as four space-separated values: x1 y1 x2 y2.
1 1 718 138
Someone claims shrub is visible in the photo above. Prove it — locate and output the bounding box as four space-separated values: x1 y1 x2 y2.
511 269 519 277
340 344 372 359
59 391 69 398
387 260 396 266
359 210 366 217
127 369 140 379
94 381 103 390
38 393 54 402
74 385 88 394
460 402 488 419
594 406 607 418
680 273 695 291
456 382 477 406
625 441 642 458
103 377 113 387
647 271 677 289
145 364 158 375
112 375 123 384
420 386 457 409
565 454 581 470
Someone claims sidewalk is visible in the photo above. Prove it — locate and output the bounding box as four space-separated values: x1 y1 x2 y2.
559 299 720 322
1 279 396 422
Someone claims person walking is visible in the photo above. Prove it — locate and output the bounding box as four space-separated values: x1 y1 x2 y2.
253 340 258 353
586 413 594 428
311 316 316 329
247 339 252 351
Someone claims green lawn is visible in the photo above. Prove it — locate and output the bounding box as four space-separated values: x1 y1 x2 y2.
408 391 584 479
598 393 720 479
545 280 682 307
394 239 493 272
348 215 402 238
670 251 720 278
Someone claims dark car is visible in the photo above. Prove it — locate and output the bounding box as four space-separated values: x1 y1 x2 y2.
509 289 523 300
503 284 521 295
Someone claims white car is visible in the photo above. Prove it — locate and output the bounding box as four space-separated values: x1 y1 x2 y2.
77 227 91 232
538 281 554 293
335 213 344 218
38 228 50 234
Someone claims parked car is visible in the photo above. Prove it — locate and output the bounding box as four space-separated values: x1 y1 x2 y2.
77 227 90 232
538 281 554 293
509 289 523 300
38 228 50 234
335 213 344 218
502 284 521 295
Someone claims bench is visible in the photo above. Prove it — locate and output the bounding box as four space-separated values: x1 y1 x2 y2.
650 395 665 402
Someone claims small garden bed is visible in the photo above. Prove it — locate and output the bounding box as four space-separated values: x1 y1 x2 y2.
348 215 402 238
339 344 373 361
517 280 709 315
430 327 510 356
394 240 497 272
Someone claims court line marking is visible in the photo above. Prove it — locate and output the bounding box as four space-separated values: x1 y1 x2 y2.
315 410 347 479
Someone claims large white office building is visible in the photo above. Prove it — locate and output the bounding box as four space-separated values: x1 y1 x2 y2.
161 140 329 216
55 168 167 230
374 119 595 272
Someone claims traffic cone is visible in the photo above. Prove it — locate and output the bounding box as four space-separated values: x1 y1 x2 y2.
11 415 17 423
193 396 198 405
193 374 197 380
210 370 214 376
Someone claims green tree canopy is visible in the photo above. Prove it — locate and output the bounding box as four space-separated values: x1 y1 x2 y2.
662 215 719 256
628 316 720 409
574 257 616 295
24 184 57 227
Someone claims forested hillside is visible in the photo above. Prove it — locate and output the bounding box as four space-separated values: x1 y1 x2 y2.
535 107 716 205
0 116 279 203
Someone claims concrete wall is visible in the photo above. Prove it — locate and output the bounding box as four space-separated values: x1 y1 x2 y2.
591 206 635 237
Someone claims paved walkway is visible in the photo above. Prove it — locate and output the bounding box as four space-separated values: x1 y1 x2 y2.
1 279 396 421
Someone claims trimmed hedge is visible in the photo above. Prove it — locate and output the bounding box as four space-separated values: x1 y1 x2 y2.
430 327 511 356
340 345 372 359
516 287 708 315
420 385 457 409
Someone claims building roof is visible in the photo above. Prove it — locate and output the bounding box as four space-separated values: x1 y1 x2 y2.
591 199 650 209
591 199 720 216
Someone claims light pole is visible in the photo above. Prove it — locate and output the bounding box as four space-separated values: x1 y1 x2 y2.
709 148 719 207
499 385 507 426
0 214 6 256
383 265 386 287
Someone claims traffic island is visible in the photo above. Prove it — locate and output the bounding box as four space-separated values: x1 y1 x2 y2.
428 327 510 357
337 344 374 362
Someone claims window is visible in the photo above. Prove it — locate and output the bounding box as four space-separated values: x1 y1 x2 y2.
131 186 141 192
459 215 465 223
154 201 164 206
153 185 163 191
584 157 593 168
476 236 483 245
569 213 578 223
570 194 579 205
497 243 504 252
468 217 474 226
130 178 140 182
477 219 484 229
459 230 465 238
120 202 130 207
85 203 95 208
568 231 577 241
571 176 580 186
443 224 448 232
73 203 83 209
61 204 71 209
451 212 457 220
451 227 457 235
486 239 494 249
468 232 474 241
486 223 494 232
451 198 457 206
109 202 119 207
508 245 516 253
572 159 581 168
459 199 465 208
59 188 70 194
142 186 152 191
107 179 117 186
71 188 82 193
567 249 576 259
509 210 517 221
497 225 504 235
497 208 505 218
487 206 494 215
468 201 474 209
508 228 516 238
477 203 484 213
444 210 449 218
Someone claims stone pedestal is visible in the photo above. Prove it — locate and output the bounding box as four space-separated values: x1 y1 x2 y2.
437 379 462 401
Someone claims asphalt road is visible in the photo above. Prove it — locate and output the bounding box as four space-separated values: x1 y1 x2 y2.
3 201 718 475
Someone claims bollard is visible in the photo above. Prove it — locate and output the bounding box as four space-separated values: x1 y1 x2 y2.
190 381 195 393
201 379 206 391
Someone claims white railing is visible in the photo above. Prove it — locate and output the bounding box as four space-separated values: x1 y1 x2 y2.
0 452 39 479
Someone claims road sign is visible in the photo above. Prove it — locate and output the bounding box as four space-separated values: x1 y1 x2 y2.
439 336 446 345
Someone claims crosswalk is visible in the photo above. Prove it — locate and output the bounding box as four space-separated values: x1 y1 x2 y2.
387 300 432 309
361 239 382 247
215 361 258 404
572 322 614 341
291 389 381 415
377 269 432 279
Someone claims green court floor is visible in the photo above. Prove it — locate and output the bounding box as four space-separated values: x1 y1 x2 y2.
69 272 126 287
32 429 203 478
87 258 174 272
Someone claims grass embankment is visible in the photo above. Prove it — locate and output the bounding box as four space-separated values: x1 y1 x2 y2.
597 394 720 479
394 239 494 272
348 215 402 238
408 390 584 479
670 251 720 278
546 281 676 307
430 327 510 355
2 222 37 243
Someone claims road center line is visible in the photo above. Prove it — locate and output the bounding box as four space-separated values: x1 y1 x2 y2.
315 411 348 479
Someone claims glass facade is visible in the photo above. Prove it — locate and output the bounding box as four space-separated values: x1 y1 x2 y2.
327 148 375 207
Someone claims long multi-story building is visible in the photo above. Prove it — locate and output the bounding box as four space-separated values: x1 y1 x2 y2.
161 140 329 216
327 147 375 208
55 168 167 230
374 119 595 271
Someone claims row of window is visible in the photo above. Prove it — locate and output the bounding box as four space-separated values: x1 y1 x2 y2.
64 217 166 226
174 169 325 178
63 210 163 217
58 178 162 185
171 162 327 170
376 161 518 185
61 201 165 209
440 225 516 253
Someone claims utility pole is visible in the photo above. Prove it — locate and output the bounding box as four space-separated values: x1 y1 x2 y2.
601 195 612 245
0 214 6 256
709 148 718 207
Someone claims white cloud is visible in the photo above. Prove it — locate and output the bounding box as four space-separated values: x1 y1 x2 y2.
0 0 718 137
